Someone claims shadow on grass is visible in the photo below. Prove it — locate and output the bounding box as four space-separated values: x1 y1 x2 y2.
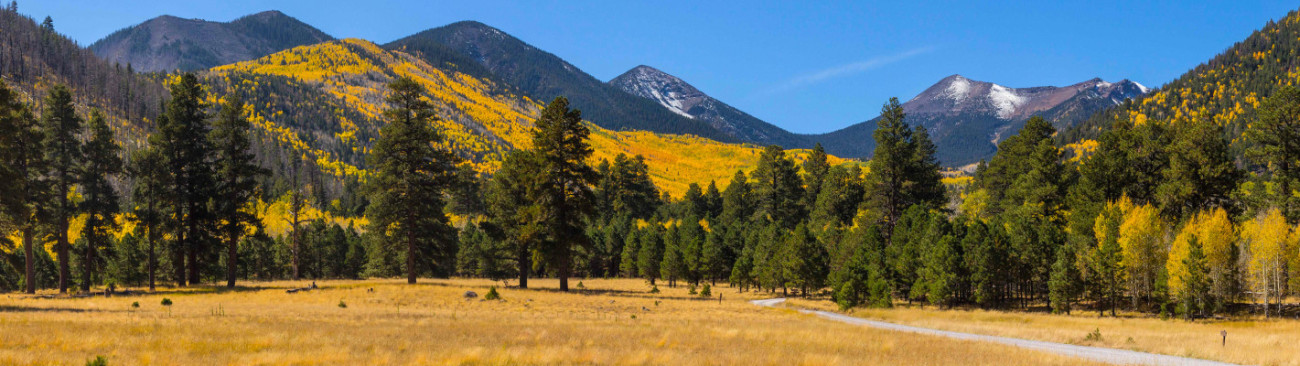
0 305 103 313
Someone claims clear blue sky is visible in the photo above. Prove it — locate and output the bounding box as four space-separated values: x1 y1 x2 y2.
24 0 1300 134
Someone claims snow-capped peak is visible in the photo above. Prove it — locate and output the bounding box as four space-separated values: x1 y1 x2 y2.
944 75 972 102
609 65 703 119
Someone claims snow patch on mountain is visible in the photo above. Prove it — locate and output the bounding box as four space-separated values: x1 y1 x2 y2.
1132 81 1150 93
944 76 972 102
987 84 1028 119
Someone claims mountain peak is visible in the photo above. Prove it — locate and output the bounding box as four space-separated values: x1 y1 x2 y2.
90 10 333 72
610 65 700 119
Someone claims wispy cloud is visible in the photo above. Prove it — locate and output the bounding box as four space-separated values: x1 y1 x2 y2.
754 46 936 97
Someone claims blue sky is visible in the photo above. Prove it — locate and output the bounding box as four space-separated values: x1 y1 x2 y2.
24 0 1300 134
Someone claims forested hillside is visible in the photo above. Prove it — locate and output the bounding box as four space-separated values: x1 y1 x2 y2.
0 5 167 143
211 38 854 196
385 21 737 143
1062 9 1300 157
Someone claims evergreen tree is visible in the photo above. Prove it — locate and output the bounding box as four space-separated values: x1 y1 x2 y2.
78 111 122 291
531 97 597 292
156 73 218 286
364 77 460 283
802 143 831 209
210 95 267 287
41 84 82 292
865 98 913 235
619 228 640 277
1049 242 1083 314
786 224 828 297
0 81 47 294
128 146 167 291
906 125 947 210
1157 120 1241 219
751 145 805 229
638 225 663 285
811 165 865 229
1090 204 1124 316
1247 85 1300 221
486 150 544 288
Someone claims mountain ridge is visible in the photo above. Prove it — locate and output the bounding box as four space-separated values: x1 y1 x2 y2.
90 10 334 72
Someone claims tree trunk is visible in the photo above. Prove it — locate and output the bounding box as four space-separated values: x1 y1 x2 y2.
147 224 156 291
23 226 35 294
57 217 68 293
518 248 529 289
226 228 238 288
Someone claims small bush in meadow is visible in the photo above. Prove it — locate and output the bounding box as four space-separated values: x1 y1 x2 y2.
699 284 711 297
649 285 660 294
338 300 347 308
688 284 697 295
1084 328 1102 342
484 286 501 300
85 356 107 366
160 298 172 306
131 302 139 308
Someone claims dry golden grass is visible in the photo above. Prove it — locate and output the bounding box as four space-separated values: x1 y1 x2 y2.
0 279 1104 366
785 297 1300 366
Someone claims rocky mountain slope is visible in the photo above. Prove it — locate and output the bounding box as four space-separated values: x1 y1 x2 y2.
609 65 811 148
90 10 333 72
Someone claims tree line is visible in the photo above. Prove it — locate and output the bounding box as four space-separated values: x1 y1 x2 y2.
4 66 1300 321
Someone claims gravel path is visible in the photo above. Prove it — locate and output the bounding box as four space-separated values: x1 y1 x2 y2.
751 298 1244 366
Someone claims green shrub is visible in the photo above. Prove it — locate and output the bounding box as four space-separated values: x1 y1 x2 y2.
699 284 711 297
338 300 347 308
160 298 172 306
688 284 697 295
130 302 139 308
484 286 501 300
85 356 107 366
649 285 660 294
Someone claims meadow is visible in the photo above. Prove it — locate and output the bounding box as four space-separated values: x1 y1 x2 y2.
0 278 1104 366
785 297 1300 366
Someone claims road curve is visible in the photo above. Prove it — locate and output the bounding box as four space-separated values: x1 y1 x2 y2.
751 298 1244 366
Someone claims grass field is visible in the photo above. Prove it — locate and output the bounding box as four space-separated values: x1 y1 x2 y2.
785 297 1300 366
0 279 1105 366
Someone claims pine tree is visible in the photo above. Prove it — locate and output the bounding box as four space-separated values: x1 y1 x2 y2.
156 73 217 286
786 224 828 297
486 150 544 288
751 145 805 229
802 143 831 209
638 225 663 285
41 84 82 293
0 81 47 294
531 97 597 292
1091 204 1125 316
1157 120 1241 219
128 146 167 291
365 77 460 283
866 98 913 235
1247 85 1300 221
1049 242 1082 314
78 111 122 291
210 95 267 288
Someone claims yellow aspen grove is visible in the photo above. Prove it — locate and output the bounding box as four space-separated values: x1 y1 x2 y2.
1117 199 1167 310
1195 208 1239 306
1242 208 1291 318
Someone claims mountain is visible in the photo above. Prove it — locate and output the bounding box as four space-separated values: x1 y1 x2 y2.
1062 9 1300 159
384 21 736 143
815 75 1148 165
90 10 334 72
609 65 811 148
209 39 851 196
